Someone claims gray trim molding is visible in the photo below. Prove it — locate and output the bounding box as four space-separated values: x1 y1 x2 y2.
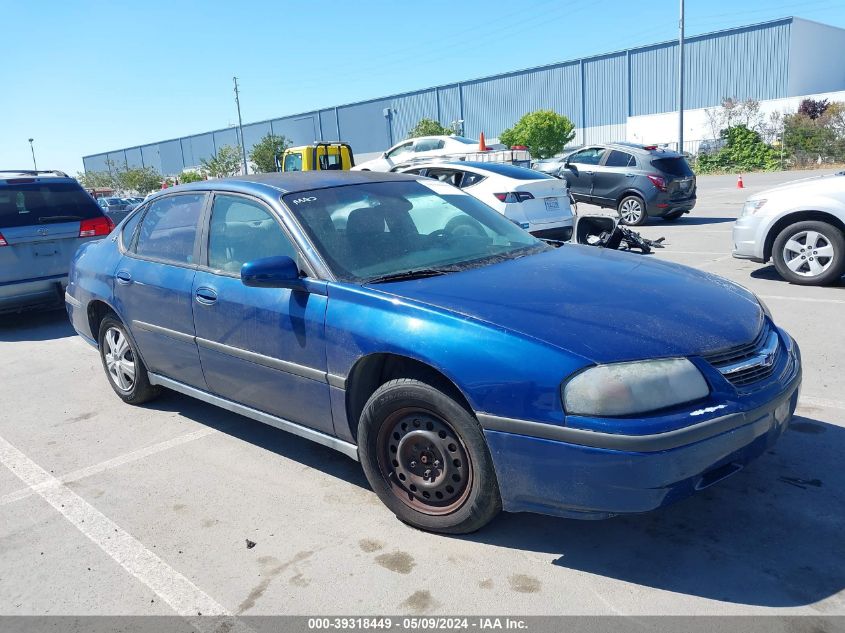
148 373 359 460
196 337 326 383
132 320 195 345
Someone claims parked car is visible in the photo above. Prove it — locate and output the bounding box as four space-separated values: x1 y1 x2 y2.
67 172 800 534
352 136 480 172
398 161 574 241
733 171 845 285
0 170 114 313
559 143 697 225
97 196 131 223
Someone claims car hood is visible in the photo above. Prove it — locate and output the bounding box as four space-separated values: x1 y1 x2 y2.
752 171 845 199
370 246 764 364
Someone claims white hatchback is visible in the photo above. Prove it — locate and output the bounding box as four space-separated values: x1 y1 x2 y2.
398 161 574 241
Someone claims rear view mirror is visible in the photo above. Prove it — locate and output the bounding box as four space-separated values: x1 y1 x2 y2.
241 256 304 290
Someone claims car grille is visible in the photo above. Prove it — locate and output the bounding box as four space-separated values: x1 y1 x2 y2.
702 323 781 388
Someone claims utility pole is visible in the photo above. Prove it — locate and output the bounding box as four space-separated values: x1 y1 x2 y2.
28 138 37 170
233 77 248 175
678 0 685 154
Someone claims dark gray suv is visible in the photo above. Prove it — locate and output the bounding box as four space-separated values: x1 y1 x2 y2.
559 143 696 225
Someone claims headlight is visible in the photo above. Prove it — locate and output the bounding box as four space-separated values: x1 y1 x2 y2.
563 358 710 417
741 198 767 217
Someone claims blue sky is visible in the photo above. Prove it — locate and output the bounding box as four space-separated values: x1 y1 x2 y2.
3 0 845 174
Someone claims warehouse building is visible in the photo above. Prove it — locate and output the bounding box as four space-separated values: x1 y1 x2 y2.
83 16 845 176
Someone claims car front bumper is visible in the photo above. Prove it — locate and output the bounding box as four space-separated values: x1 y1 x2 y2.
732 214 767 261
479 343 801 519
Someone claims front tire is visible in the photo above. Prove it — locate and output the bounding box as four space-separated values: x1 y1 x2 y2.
358 379 501 534
98 315 160 404
618 195 647 226
772 220 845 286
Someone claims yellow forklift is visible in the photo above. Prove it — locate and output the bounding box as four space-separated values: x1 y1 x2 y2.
279 142 354 172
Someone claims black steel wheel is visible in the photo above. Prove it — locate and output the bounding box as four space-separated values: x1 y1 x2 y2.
358 378 501 533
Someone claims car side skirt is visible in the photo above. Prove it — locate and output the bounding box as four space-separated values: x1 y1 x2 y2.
147 372 359 461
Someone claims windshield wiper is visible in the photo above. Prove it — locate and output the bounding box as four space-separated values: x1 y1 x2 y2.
365 267 462 284
38 215 83 224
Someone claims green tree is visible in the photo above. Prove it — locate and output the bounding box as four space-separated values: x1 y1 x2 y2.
499 110 576 159
249 133 291 173
179 170 204 183
119 166 163 194
201 145 243 179
76 170 116 190
406 118 457 139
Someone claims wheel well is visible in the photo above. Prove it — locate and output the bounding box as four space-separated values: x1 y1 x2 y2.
87 300 115 342
345 353 472 441
616 190 645 206
763 211 845 261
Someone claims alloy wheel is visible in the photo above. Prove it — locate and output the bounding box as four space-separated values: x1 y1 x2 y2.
782 230 835 278
377 408 472 515
104 327 136 392
620 198 644 224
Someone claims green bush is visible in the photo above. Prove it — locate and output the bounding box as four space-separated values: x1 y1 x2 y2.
406 118 458 139
499 110 576 159
697 125 780 173
179 170 204 183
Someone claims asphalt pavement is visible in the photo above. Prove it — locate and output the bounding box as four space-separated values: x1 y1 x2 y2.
1 169 843 618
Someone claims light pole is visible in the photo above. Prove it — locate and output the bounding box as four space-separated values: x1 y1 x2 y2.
233 77 248 175
28 138 37 171
677 0 685 154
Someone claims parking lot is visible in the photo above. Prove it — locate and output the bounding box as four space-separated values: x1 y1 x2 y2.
1 169 843 617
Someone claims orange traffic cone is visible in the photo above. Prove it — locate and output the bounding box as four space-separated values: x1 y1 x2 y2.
479 132 488 151
737 174 744 189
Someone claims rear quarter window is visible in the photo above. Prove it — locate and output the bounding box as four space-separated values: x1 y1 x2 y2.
651 157 694 177
0 181 102 228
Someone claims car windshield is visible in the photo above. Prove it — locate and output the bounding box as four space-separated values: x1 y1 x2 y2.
0 181 103 228
449 136 480 145
283 180 548 283
461 163 554 180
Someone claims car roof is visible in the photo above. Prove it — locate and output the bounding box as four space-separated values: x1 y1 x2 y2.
598 142 683 158
146 171 421 200
398 161 540 176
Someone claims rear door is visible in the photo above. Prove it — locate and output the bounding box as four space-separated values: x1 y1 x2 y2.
0 179 111 285
561 147 606 202
114 192 207 389
592 149 637 206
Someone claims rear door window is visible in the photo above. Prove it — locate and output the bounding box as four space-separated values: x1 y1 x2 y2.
652 157 694 177
604 150 636 167
120 208 144 249
0 181 102 228
134 193 205 265
569 147 606 166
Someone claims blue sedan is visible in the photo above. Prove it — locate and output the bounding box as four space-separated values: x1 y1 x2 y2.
66 172 801 533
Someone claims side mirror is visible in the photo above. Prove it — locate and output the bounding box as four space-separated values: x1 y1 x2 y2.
241 256 304 290
564 160 572 168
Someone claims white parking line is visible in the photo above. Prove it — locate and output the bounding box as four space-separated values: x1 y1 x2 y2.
0 431 229 617
0 427 217 507
759 294 845 305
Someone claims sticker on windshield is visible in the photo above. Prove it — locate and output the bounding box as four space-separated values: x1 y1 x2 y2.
291 196 317 205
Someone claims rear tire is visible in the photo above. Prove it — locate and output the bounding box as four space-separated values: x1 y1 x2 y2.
98 315 160 404
618 195 647 226
358 379 501 534
772 220 845 286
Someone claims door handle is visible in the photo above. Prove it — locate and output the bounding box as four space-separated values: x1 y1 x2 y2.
115 270 132 285
195 287 218 305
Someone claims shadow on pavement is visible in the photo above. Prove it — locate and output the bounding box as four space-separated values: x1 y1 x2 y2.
144 390 370 491
751 265 845 288
0 309 75 342
664 216 736 226
457 414 845 608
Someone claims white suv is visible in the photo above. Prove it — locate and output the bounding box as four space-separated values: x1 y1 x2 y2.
733 172 845 285
353 136 480 172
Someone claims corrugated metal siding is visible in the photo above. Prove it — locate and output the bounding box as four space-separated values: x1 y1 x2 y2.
140 145 162 173
212 128 239 154
181 133 215 168
83 19 805 175
630 44 677 116
271 115 318 145
461 63 581 138
159 140 184 175
685 22 790 109
390 90 438 141
242 122 272 154
124 147 144 169
336 100 391 153
584 54 627 127
83 154 109 173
